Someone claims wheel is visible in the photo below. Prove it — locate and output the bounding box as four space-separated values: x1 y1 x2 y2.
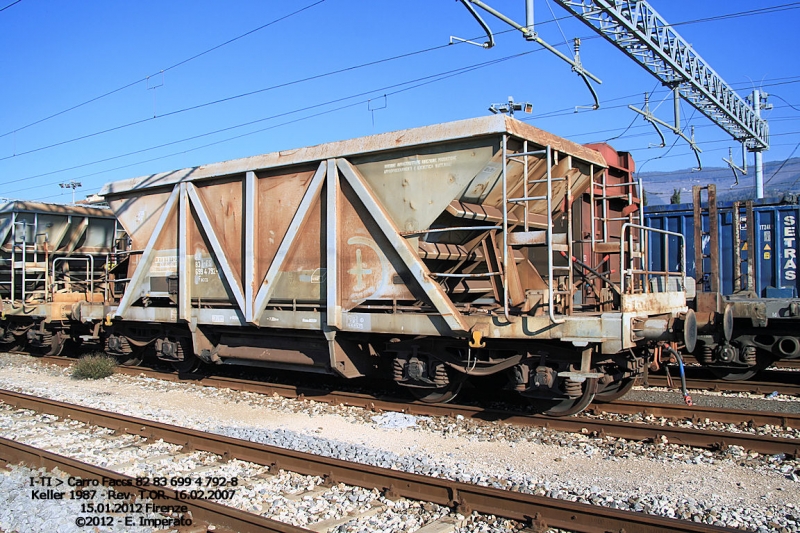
709 345 771 381
105 336 148 366
531 378 598 416
594 377 637 403
171 353 201 373
709 364 766 381
170 338 201 373
116 344 151 367
0 333 25 352
30 330 65 357
408 380 464 404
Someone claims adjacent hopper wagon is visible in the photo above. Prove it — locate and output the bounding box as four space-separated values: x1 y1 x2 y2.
92 115 694 414
0 201 120 354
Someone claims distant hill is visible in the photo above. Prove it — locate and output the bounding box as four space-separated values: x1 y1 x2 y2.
639 157 800 205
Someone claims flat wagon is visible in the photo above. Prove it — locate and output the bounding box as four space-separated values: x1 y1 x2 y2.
645 184 800 379
100 115 693 414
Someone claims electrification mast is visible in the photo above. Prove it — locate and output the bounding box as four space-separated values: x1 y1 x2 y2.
552 0 770 198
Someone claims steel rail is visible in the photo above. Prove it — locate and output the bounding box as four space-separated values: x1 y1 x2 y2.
14 352 800 460
587 400 800 429
678 355 800 372
0 436 310 533
644 374 800 397
0 389 738 533
28 357 800 456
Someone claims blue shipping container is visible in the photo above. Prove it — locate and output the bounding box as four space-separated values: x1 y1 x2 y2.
645 198 800 298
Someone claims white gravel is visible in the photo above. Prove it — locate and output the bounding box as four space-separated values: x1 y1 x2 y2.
0 352 798 532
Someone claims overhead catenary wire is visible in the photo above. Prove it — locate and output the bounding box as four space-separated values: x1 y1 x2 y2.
666 2 800 27
0 39 456 163
0 0 21 12
14 51 537 200
4 4 796 162
3 48 538 190
766 141 800 187
0 0 328 140
3 2 800 200
771 94 800 113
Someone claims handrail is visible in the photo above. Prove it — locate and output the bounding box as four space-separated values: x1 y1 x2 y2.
430 272 500 278
620 223 686 294
501 142 563 324
52 256 95 299
400 225 502 237
502 135 509 322
544 146 563 324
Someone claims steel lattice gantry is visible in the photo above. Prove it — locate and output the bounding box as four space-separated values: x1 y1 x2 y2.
553 0 769 152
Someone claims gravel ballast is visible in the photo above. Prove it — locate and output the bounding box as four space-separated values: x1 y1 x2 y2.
0 352 798 532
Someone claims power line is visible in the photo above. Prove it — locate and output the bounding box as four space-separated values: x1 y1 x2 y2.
6 3 794 158
6 4 796 163
9 51 535 198
0 41 459 163
667 2 800 27
767 141 800 187
6 4 798 196
771 94 800 112
0 0 327 139
0 0 21 12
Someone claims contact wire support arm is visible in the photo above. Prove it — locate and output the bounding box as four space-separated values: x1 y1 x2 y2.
554 0 769 151
628 89 702 170
456 0 602 108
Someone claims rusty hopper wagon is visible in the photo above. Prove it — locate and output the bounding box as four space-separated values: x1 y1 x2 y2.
0 201 120 355
100 115 694 415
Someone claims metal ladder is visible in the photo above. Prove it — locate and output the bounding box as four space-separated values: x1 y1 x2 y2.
501 139 570 323
588 165 642 295
10 218 48 305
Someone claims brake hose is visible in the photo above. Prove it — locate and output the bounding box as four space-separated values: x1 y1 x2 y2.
663 346 693 406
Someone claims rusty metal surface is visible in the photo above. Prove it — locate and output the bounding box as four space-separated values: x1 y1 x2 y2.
0 435 309 533
0 388 737 533
98 112 690 400
100 116 607 197
0 204 117 255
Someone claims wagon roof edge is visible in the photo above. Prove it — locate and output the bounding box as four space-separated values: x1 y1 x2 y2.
0 200 114 218
99 115 608 196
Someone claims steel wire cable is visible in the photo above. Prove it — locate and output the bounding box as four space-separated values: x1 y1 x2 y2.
22 52 535 201
5 3 799 199
4 4 796 160
0 0 21 12
0 0 328 139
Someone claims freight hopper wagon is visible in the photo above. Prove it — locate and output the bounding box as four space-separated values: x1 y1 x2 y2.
646 184 800 380
100 116 693 415
0 201 121 355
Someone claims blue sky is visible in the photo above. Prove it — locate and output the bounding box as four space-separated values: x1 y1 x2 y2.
1 0 798 203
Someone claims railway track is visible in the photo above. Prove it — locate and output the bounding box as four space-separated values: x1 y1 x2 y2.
32 355 800 458
644 373 800 396
0 388 737 533
0 437 307 533
679 355 800 371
